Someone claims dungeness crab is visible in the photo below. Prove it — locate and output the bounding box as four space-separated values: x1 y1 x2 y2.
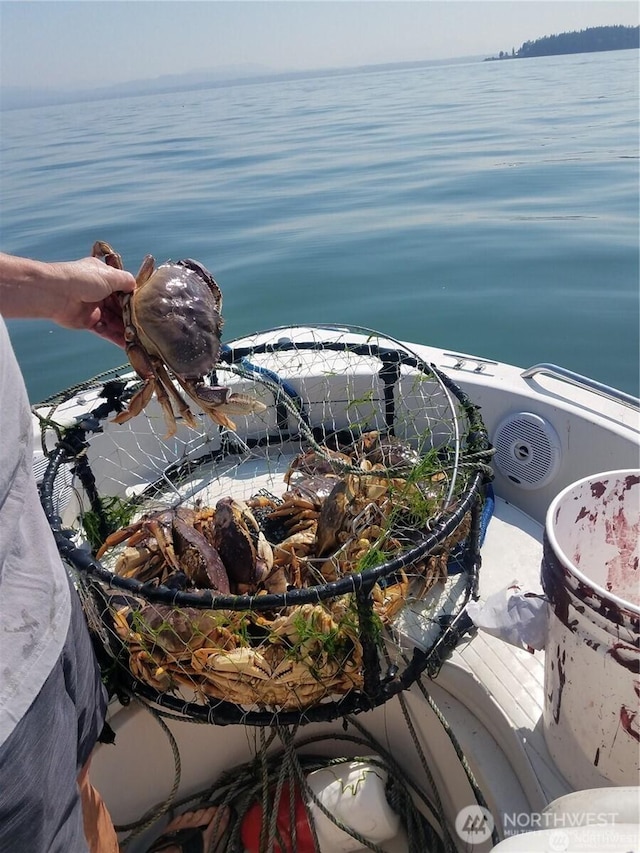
97 499 285 596
92 241 266 437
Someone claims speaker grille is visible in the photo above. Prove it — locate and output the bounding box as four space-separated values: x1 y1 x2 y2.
493 412 561 489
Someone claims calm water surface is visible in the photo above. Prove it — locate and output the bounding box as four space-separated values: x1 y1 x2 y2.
2 50 638 402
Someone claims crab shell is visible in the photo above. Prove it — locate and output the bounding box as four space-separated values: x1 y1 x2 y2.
130 258 223 380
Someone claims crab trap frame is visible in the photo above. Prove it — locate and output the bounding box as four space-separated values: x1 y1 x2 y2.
38 325 493 726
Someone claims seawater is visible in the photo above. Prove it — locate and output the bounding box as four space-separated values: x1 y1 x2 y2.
2 50 638 403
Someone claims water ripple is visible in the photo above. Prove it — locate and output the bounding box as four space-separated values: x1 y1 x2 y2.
2 50 638 401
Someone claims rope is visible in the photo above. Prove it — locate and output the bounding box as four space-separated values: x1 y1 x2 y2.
412 677 501 848
118 673 504 850
116 700 182 847
395 692 457 853
114 696 463 852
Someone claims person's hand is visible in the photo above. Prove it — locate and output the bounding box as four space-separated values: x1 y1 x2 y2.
0 251 136 349
48 256 136 348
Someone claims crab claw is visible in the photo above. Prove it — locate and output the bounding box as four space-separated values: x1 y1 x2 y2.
192 385 267 431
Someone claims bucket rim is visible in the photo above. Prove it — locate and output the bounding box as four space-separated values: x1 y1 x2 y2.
545 468 640 618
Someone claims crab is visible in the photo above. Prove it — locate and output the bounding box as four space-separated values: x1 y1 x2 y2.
113 597 366 708
97 506 231 593
248 474 342 586
113 603 236 657
98 498 283 595
208 497 276 594
283 446 353 483
372 570 410 623
257 474 340 535
314 472 392 557
351 430 421 471
192 603 365 707
112 602 244 694
92 241 266 437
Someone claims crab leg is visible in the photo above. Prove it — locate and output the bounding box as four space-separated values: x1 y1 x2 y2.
92 241 123 269
153 361 199 432
96 522 150 559
172 376 237 431
109 327 181 437
112 377 155 425
267 498 318 517
90 243 176 435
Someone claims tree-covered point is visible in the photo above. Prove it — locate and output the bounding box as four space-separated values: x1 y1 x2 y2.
486 25 639 61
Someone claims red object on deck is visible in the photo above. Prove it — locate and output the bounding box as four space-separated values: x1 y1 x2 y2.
241 781 316 853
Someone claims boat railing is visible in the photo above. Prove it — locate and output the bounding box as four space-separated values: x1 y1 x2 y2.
521 362 640 410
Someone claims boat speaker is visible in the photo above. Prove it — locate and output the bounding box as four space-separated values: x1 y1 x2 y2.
492 412 562 489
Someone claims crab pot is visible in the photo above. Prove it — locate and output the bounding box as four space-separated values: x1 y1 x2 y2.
541 470 640 788
39 325 492 726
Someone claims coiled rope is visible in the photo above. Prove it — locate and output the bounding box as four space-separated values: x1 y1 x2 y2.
115 674 496 852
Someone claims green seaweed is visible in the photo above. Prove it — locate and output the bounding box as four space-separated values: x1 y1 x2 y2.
81 495 137 553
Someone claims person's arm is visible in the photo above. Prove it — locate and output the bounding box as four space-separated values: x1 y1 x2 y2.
0 252 136 347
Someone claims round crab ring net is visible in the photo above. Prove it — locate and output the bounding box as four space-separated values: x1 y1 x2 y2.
38 325 494 726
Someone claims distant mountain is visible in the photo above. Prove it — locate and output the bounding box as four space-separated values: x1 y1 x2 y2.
1 55 483 111
0 65 275 111
486 24 639 61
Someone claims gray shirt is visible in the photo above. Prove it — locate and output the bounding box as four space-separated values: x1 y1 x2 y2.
0 317 71 747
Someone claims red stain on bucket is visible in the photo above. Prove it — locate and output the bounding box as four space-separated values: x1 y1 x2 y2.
607 643 640 673
541 470 640 788
620 704 639 742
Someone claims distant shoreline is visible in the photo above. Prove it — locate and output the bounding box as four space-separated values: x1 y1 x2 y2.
2 30 638 112
485 24 639 62
0 55 484 112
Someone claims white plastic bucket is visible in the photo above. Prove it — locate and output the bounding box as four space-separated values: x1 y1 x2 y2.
541 470 640 789
305 759 400 851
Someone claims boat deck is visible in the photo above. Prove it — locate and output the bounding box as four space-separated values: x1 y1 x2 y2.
454 499 568 792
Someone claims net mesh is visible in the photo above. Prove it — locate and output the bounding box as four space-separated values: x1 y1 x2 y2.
38 325 492 725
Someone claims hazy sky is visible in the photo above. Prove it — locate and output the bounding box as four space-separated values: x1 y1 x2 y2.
1 1 638 90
